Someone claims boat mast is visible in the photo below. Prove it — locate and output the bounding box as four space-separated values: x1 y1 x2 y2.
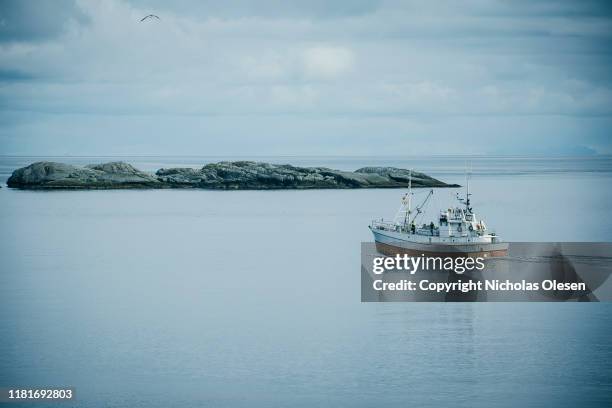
408 169 412 221
403 169 412 228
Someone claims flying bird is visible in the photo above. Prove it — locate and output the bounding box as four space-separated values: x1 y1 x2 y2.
140 14 160 22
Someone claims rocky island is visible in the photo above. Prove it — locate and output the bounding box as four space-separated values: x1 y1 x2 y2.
6 161 459 190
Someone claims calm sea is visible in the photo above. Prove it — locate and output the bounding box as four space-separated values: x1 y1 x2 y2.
1 156 611 407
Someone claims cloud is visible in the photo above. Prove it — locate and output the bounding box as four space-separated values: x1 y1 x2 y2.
0 0 89 43
0 0 611 155
301 46 354 79
125 0 381 19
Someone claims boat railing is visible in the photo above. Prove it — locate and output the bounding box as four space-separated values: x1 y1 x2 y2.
371 220 442 236
371 220 400 231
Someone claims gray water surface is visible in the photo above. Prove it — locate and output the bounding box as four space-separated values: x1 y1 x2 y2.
1 156 611 407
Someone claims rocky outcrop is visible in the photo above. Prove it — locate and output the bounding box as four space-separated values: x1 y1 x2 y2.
354 167 450 187
156 161 458 189
7 161 459 190
7 161 161 189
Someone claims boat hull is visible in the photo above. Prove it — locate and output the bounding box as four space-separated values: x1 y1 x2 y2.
371 228 509 258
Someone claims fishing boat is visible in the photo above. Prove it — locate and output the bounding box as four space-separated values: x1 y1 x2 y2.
369 170 508 258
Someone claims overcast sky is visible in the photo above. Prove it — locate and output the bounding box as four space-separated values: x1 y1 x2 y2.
0 0 611 156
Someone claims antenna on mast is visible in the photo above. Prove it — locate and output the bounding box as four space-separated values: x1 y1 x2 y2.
465 162 472 213
457 162 473 213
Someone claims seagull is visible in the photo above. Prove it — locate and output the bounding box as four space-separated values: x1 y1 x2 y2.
140 14 160 22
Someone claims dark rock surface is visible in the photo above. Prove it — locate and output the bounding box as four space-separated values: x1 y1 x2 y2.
7 161 161 189
354 167 453 187
7 161 459 190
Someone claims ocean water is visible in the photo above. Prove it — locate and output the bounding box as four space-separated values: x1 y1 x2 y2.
0 156 611 407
